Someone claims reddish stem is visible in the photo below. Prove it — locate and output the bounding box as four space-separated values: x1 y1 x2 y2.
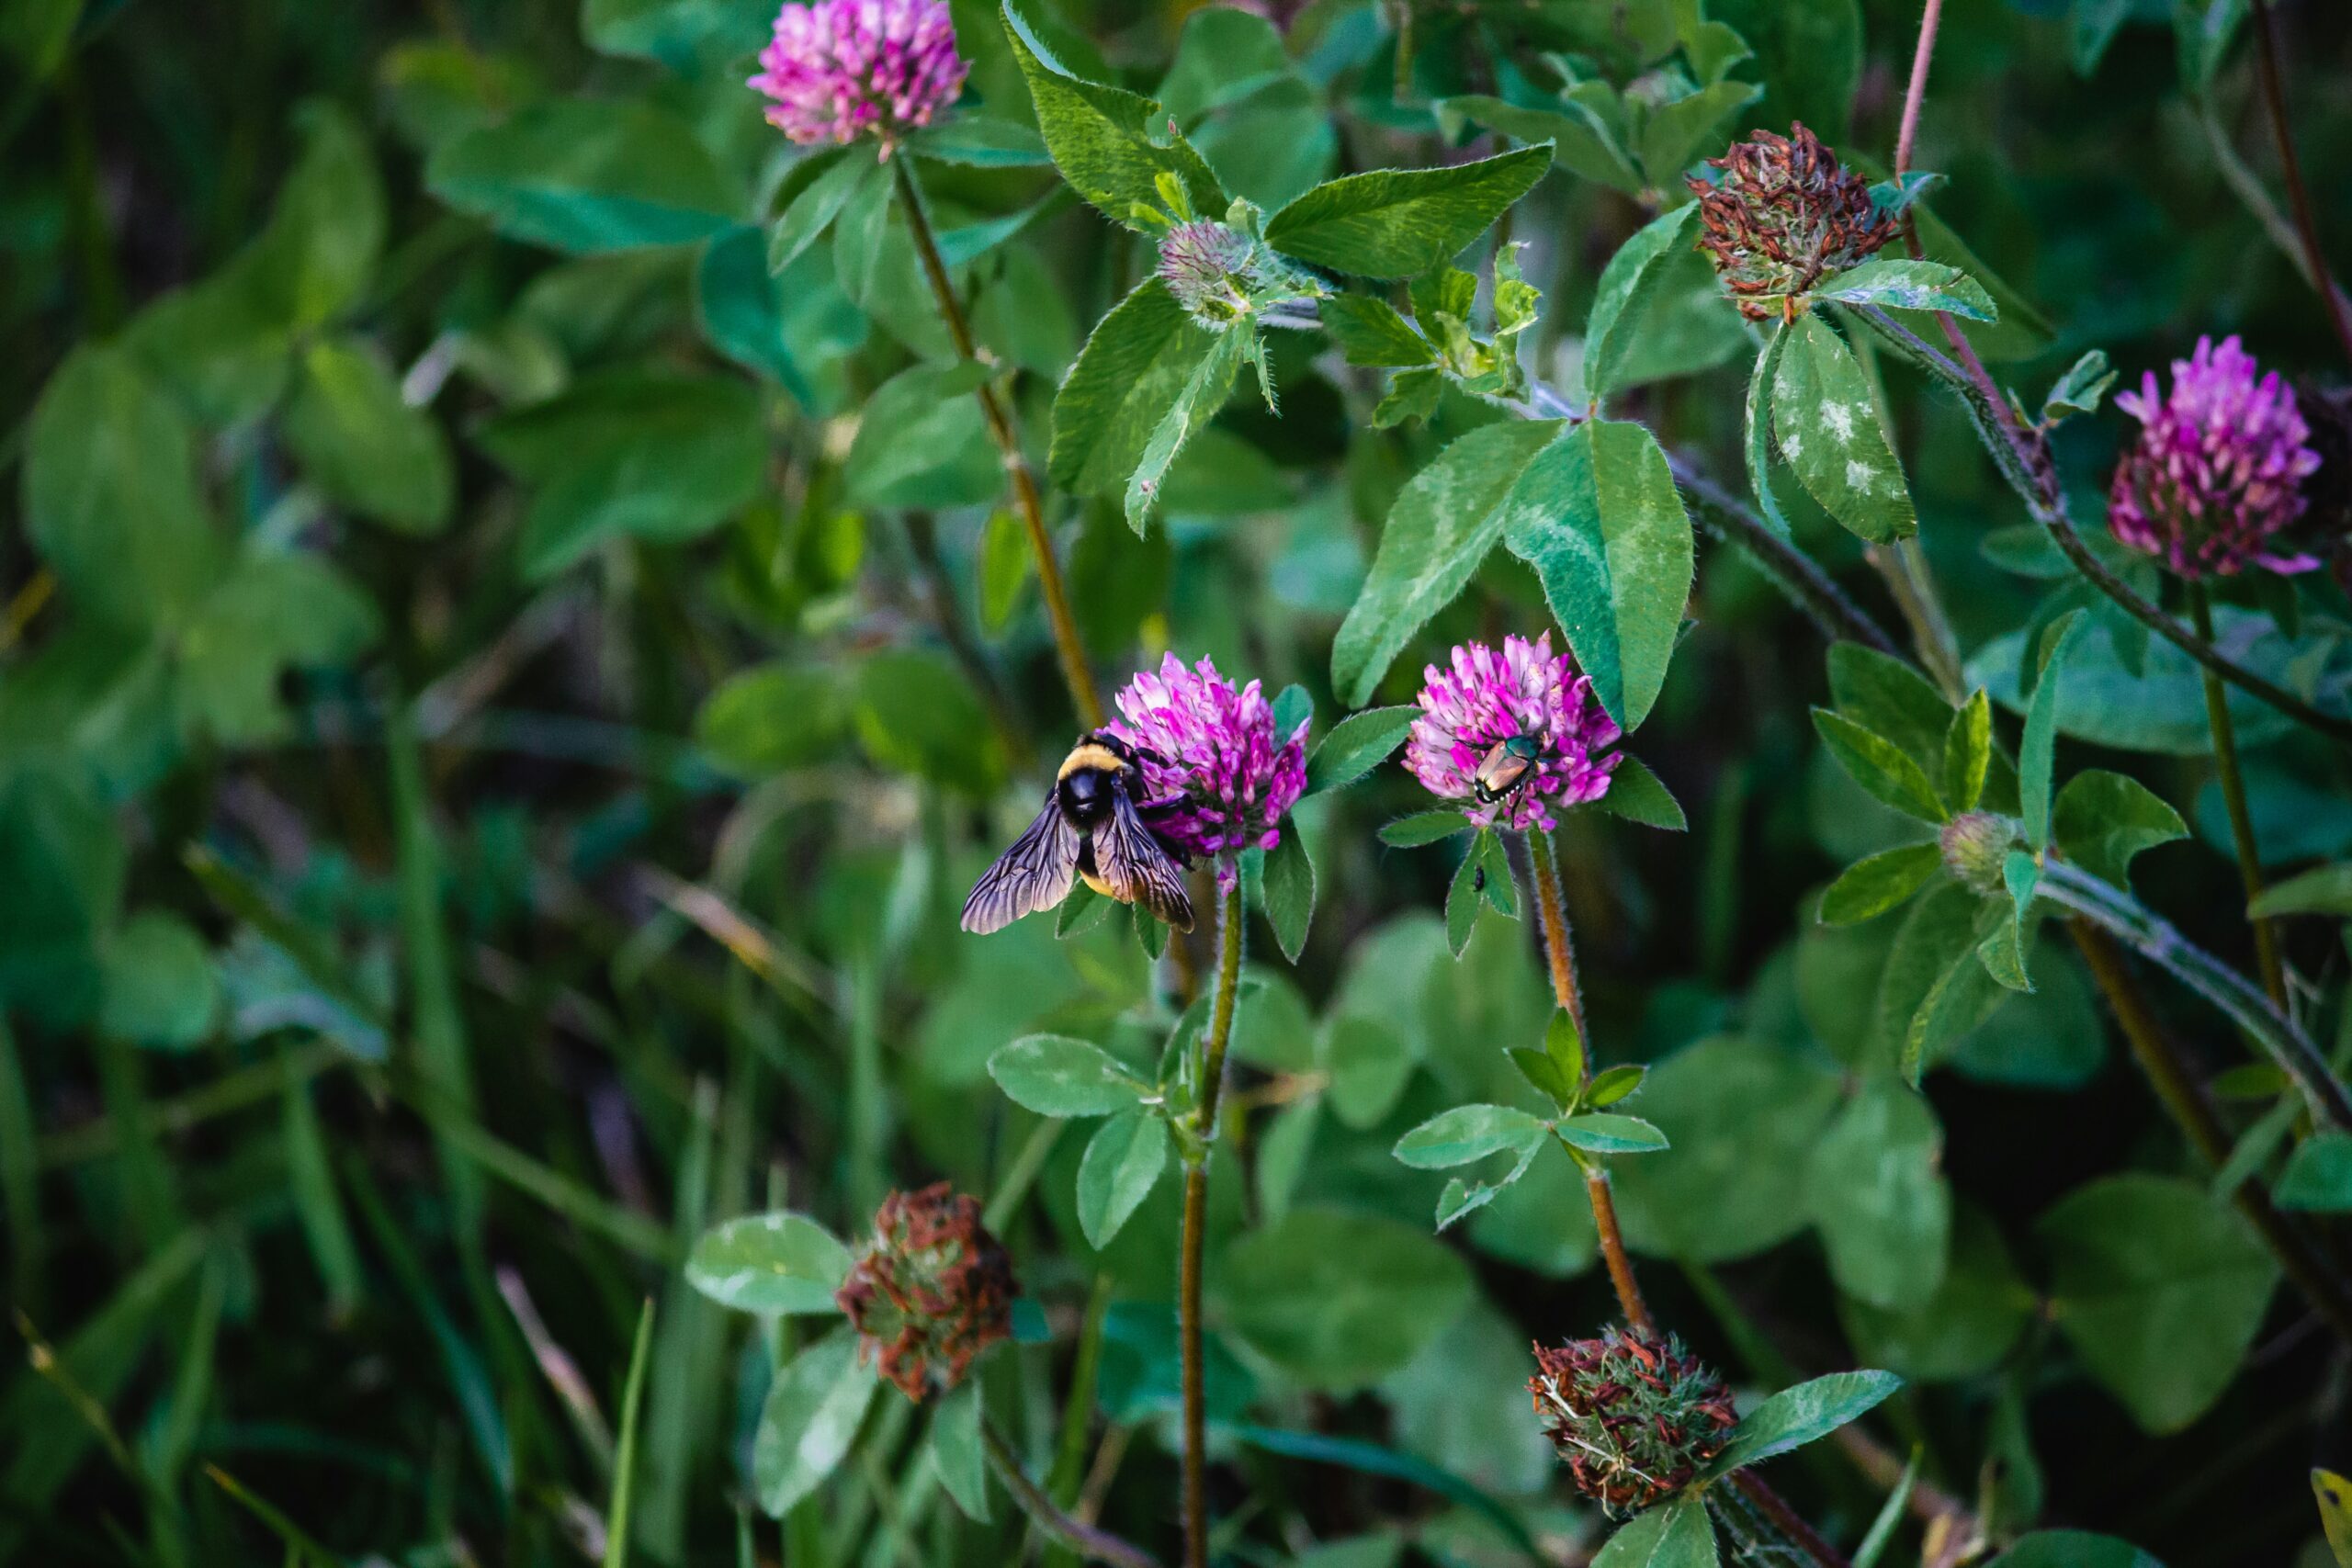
2249 0 2352 366
1893 0 1944 181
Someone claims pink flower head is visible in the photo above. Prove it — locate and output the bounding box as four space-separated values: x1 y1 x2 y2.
1109 654 1308 886
1405 634 1621 832
751 0 968 154
2106 334 2322 580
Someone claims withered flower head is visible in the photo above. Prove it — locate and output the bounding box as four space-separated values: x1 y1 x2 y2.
1529 1327 1738 1516
1689 123 1897 323
836 1183 1015 1401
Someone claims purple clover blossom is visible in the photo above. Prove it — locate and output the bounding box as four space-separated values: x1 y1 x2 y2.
1110 654 1307 887
1405 634 1621 832
751 0 968 155
2107 334 2323 580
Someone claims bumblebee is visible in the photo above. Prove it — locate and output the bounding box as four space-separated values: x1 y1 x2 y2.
1473 734 1544 804
961 731 1196 934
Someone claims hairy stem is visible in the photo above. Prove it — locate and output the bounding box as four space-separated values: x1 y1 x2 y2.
1727 1469 1855 1568
1180 875 1244 1568
2034 857 2352 1130
982 1418 1162 1568
1669 456 1900 655
1874 540 1967 703
892 154 1103 730
1871 4 2346 752
2188 581 2286 1005
1894 0 1945 183
2070 919 2352 1347
1528 831 1657 1336
2247 0 2352 366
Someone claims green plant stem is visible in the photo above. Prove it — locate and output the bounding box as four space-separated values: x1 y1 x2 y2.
890 153 1103 731
2187 581 2287 1006
2034 857 2352 1130
1180 875 1244 1568
2247 0 2352 366
1525 831 1656 1336
1851 302 2352 745
2069 920 2352 1346
1874 538 1966 703
1726 1470 1854 1568
1041 1273 1114 1568
1526 834 1856 1568
983 1115 1067 1234
982 1418 1162 1568
1668 455 1900 655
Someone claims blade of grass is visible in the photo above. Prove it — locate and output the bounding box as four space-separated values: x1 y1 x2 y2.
0 1231 207 1555
39 1043 342 1170
848 956 886 1220
0 1013 43 1316
207 1465 346 1567
343 1157 514 1495
1040 1273 1113 1568
281 1060 363 1320
1852 1447 1920 1568
384 1066 678 1262
94 1032 184 1257
148 1252 227 1495
603 1299 656 1568
1216 1423 1544 1564
641 1078 721 1556
983 1114 1066 1234
495 1264 616 1470
388 697 484 1235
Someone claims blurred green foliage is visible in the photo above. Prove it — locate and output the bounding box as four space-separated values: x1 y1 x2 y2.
4 0 2352 1564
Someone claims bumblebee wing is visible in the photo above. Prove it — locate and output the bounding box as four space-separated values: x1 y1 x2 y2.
1095 787 1195 933
961 796 1080 934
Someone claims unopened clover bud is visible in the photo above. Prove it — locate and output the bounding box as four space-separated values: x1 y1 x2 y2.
1688 123 1896 322
835 1183 1015 1401
1528 1327 1738 1517
1939 811 2020 895
1156 220 1263 329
